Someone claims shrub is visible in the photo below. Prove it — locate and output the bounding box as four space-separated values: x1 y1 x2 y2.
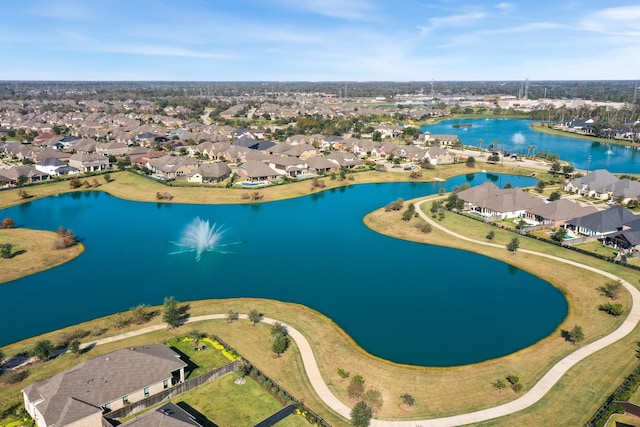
1 217 15 228
416 220 432 233
599 302 624 316
3 370 28 385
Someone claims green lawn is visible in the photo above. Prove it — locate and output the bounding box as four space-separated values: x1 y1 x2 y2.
173 373 283 427
274 414 313 427
165 337 230 379
573 240 618 259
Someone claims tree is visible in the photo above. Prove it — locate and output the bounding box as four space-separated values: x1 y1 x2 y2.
506 237 520 253
361 389 384 413
32 340 54 361
535 180 545 193
599 280 622 300
350 401 372 427
16 174 28 187
226 309 239 323
131 304 151 324
69 339 82 357
550 161 561 174
551 228 568 242
465 156 476 167
271 322 288 338
248 308 261 325
1 217 15 228
486 230 496 241
568 325 585 345
487 153 500 164
493 378 507 393
0 243 12 259
271 333 289 357
548 191 561 201
162 296 181 328
400 393 415 407
338 368 350 381
599 302 624 316
562 165 575 175
348 375 365 401
103 173 111 183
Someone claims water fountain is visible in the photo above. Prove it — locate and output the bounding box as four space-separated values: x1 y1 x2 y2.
511 131 526 144
170 217 229 261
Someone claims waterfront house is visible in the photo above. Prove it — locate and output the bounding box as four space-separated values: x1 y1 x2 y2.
458 182 545 219
240 160 280 182
187 162 232 184
564 169 619 200
22 345 187 427
565 205 638 237
69 153 109 173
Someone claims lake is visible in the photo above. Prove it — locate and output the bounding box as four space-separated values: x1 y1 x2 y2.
0 173 568 366
423 118 640 173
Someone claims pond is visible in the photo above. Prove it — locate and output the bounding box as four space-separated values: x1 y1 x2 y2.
0 173 568 366
423 118 640 173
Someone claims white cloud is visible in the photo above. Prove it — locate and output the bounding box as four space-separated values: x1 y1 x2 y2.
418 10 486 37
276 0 378 21
495 2 515 13
580 6 640 36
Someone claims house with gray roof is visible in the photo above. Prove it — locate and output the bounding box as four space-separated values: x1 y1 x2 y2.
69 153 109 173
326 152 364 169
565 169 619 199
22 345 187 427
526 199 598 226
612 179 640 204
35 158 80 176
565 205 638 237
0 165 50 185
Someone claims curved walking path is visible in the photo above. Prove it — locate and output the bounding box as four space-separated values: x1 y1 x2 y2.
78 202 640 426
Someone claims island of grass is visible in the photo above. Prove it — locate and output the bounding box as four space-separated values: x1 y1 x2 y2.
0 228 84 284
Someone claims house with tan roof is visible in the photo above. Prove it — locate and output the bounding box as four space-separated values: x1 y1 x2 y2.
458 182 545 220
22 345 187 427
187 162 232 184
69 153 109 173
240 160 280 182
147 155 199 179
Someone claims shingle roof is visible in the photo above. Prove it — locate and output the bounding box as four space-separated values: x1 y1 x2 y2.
566 205 638 234
458 182 544 213
527 199 598 221
23 345 186 427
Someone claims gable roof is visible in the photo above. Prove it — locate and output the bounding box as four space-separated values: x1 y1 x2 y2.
527 199 598 221
23 345 186 427
566 205 638 234
570 169 618 193
458 182 544 213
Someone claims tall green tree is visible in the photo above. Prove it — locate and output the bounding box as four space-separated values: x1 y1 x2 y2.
32 340 54 361
507 237 520 253
271 333 289 357
0 243 12 259
568 325 585 345
162 296 181 328
248 308 261 325
351 401 372 427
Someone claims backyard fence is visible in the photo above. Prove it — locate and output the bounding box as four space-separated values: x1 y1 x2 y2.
105 361 240 421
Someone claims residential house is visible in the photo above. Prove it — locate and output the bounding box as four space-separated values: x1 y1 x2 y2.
326 152 363 169
526 199 598 227
267 156 308 177
422 133 459 147
187 162 232 184
565 205 638 237
611 179 640 205
605 218 640 255
425 147 454 165
0 165 50 185
96 142 129 157
565 169 619 199
22 345 187 427
69 153 109 173
458 182 545 219
35 158 79 176
306 155 337 174
282 143 316 160
147 155 199 179
240 160 280 182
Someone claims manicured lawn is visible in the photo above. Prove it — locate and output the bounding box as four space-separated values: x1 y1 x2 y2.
574 240 618 259
605 412 640 427
273 414 312 427
165 337 230 379
0 228 84 284
173 372 283 427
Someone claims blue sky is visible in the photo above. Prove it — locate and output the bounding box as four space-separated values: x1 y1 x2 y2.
1 0 639 81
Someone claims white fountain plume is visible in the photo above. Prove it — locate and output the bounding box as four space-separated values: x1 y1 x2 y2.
170 217 238 261
511 132 526 144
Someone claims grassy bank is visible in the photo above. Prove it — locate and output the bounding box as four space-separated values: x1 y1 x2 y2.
0 228 84 284
530 122 638 147
0 163 538 211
